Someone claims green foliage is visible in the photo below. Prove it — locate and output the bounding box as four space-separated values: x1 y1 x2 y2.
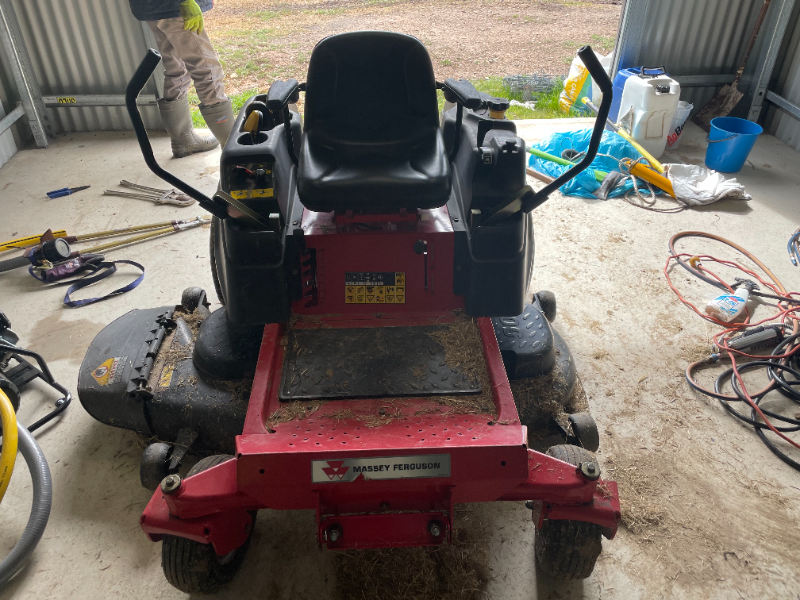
190 89 260 128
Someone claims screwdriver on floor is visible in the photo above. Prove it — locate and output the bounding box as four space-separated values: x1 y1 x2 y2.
46 185 90 199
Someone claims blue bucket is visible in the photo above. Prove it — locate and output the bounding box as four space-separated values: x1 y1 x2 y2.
705 117 762 173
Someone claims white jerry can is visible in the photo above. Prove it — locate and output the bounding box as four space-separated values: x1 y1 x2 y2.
618 74 680 159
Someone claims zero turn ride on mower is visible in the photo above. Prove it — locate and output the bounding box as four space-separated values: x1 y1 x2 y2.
78 32 620 593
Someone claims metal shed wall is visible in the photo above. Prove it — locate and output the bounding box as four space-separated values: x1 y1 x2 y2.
614 0 767 112
764 2 800 150
8 0 160 133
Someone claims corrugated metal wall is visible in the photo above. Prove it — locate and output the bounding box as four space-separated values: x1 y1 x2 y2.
8 0 160 133
764 1 800 150
616 0 765 112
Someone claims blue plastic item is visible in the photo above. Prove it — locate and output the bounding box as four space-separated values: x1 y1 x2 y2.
609 66 669 123
705 117 762 173
528 128 645 199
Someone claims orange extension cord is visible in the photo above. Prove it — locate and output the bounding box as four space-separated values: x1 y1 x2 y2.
666 232 800 452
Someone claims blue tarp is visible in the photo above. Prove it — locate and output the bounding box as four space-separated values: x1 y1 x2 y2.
528 128 644 198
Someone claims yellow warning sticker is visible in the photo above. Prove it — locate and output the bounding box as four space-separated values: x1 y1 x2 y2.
345 272 405 304
251 188 274 198
230 190 249 200
91 357 125 386
158 365 174 389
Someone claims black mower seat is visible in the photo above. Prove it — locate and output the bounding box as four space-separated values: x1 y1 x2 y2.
297 31 451 213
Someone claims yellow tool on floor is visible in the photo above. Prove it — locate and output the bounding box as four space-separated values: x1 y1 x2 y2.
0 388 18 504
582 97 666 174
622 158 675 198
0 230 67 252
1 218 209 253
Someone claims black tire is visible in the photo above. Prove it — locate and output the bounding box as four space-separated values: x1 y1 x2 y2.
140 442 172 491
534 445 603 580
209 218 225 305
187 453 234 476
162 454 253 594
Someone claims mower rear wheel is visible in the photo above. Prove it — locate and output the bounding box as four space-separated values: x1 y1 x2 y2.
162 454 254 594
209 218 225 305
534 445 603 580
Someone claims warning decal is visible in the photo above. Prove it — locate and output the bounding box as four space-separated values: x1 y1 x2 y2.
345 272 405 304
91 356 125 386
158 365 174 389
312 454 450 483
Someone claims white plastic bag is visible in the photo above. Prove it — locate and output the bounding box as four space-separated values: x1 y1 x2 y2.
665 163 751 205
666 101 693 150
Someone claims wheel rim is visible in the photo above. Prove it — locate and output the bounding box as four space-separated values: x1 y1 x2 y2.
216 548 237 566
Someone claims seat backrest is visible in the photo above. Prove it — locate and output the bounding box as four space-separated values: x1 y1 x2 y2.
304 31 440 147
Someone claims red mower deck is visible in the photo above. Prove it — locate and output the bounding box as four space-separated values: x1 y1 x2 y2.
141 316 620 555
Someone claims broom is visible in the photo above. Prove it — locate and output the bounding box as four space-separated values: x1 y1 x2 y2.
692 0 772 132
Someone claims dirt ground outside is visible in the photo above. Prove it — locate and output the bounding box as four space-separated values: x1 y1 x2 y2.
204 0 622 98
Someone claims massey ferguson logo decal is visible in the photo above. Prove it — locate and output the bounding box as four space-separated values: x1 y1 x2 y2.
312 455 451 483
322 460 350 480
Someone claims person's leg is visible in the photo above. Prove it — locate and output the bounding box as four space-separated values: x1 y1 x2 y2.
154 18 234 145
148 18 218 158
146 20 191 101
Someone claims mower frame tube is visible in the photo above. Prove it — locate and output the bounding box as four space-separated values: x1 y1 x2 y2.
0 420 52 586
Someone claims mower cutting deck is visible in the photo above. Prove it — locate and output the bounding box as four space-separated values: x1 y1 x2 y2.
78 31 620 593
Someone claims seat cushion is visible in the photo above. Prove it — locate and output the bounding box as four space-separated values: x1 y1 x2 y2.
297 31 452 212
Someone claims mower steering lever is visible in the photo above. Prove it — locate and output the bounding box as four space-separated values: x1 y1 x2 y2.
482 46 613 226
125 50 271 231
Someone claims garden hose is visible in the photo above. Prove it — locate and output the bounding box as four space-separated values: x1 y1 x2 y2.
0 388 18 504
0 420 52 586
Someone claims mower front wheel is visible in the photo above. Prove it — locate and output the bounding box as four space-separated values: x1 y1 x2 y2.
140 442 172 491
534 445 603 580
162 532 253 594
161 455 254 593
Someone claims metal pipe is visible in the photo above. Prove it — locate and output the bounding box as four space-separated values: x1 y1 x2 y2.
0 104 25 136
766 90 800 121
43 95 159 108
0 0 53 147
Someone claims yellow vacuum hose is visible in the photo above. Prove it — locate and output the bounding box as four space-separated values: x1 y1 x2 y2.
0 389 18 504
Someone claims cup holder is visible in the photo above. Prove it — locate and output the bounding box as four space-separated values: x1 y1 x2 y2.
238 132 268 145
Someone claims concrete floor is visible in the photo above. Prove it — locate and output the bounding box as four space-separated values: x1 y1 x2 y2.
1 121 799 600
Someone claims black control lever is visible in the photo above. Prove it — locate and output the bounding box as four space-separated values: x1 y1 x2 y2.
126 51 270 230
482 46 613 226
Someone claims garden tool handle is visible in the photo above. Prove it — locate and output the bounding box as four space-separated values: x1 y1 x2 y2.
0 255 31 273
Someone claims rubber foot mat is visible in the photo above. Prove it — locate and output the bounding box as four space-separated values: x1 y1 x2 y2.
280 326 481 400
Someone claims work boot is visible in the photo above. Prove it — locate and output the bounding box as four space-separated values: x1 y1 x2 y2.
200 99 235 146
158 97 218 159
